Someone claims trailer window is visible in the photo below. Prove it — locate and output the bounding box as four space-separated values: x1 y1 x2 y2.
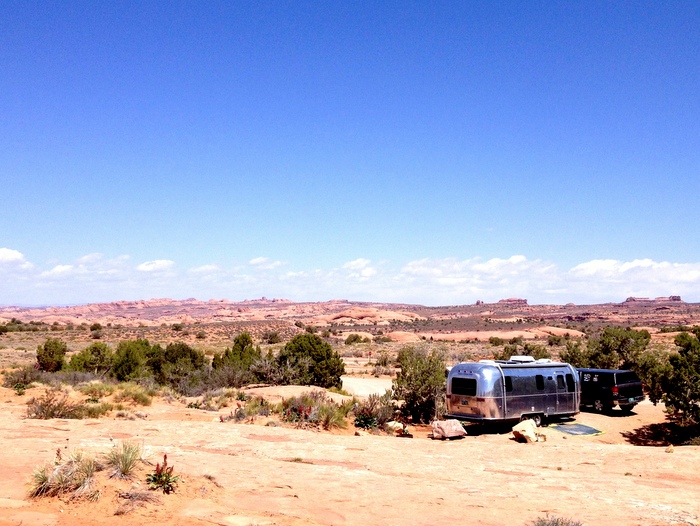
566 373 576 392
556 375 565 389
535 375 545 391
451 377 477 396
504 376 513 392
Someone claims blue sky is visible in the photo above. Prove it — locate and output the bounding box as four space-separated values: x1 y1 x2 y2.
1 1 699 306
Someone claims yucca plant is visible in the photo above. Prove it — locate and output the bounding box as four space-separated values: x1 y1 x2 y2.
105 441 143 479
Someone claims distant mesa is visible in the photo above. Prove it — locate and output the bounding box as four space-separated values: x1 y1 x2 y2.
498 298 528 306
624 296 682 303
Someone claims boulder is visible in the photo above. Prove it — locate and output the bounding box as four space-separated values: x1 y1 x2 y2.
511 420 540 443
431 419 467 440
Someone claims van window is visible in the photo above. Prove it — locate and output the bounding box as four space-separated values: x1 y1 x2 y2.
504 376 513 392
556 375 565 389
452 377 477 396
566 373 576 392
535 375 544 391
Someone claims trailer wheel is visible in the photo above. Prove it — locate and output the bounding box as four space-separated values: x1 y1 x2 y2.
519 414 542 427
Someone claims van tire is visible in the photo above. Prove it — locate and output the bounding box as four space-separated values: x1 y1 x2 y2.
593 399 605 413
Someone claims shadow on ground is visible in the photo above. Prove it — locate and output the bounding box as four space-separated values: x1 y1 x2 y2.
622 421 700 446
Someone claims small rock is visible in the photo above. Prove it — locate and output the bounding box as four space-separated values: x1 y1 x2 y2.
665 445 674 453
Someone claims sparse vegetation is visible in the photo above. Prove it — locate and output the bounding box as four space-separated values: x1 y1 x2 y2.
28 449 103 500
105 441 143 479
528 516 582 526
146 454 179 494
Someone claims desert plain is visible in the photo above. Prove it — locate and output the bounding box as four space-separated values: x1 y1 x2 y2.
0 297 699 526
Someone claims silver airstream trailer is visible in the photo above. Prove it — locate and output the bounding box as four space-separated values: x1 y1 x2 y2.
445 357 580 425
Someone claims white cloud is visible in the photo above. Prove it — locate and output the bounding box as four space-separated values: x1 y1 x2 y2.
342 258 377 280
189 264 221 273
137 260 175 272
249 257 284 270
1 250 699 306
41 264 74 277
0 248 33 270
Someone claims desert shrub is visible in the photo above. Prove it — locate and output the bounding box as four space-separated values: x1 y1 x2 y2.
327 386 351 396
207 363 255 390
68 342 114 375
89 323 103 331
105 441 143 479
354 391 395 429
2 365 43 390
263 331 282 344
113 383 152 406
213 333 261 369
250 351 288 385
315 403 347 430
373 335 392 343
28 449 103 500
111 339 152 382
81 401 113 418
547 334 565 346
146 454 179 494
196 331 207 340
344 333 365 345
148 341 206 388
528 516 582 526
36 338 68 372
587 327 650 370
26 388 86 419
488 336 505 346
79 381 115 399
662 329 700 426
280 391 346 429
559 340 588 367
375 351 391 367
277 334 345 389
244 395 271 417
392 346 446 424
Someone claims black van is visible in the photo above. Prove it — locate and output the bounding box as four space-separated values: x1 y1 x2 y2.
577 368 645 413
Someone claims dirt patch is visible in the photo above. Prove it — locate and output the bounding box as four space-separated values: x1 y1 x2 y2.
0 383 698 526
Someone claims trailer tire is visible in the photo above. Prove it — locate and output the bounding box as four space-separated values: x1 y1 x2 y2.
519 414 542 427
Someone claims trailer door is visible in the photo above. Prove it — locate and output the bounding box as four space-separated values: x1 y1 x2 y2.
556 372 577 413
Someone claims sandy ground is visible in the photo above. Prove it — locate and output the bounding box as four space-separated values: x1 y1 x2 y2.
0 381 698 526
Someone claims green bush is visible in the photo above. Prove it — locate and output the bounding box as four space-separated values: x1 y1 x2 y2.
68 342 114 375
36 338 68 372
392 346 445 424
345 333 368 345
662 329 700 426
277 334 345 389
111 339 152 382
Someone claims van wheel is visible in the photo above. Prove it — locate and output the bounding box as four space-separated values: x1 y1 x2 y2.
593 400 605 413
